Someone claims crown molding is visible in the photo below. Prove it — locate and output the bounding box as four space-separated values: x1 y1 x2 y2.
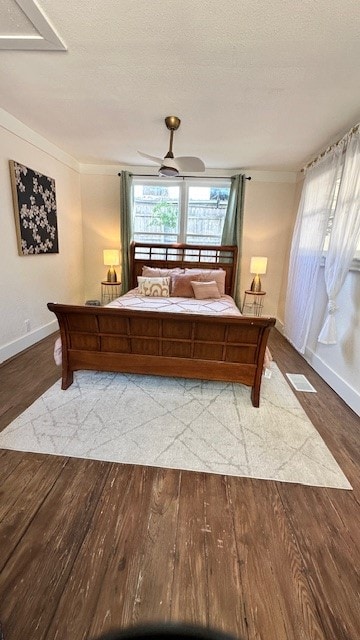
0 107 79 171
79 163 299 183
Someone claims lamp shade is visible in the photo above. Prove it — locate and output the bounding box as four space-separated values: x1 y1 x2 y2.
250 256 267 275
103 249 119 266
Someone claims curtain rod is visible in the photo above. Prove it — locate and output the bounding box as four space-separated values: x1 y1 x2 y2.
118 172 251 180
302 122 359 172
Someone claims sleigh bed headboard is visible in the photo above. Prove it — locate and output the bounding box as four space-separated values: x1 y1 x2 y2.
130 242 238 296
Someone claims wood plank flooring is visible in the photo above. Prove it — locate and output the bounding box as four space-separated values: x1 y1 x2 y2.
0 330 359 640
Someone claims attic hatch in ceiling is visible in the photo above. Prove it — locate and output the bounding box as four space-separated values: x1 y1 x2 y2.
0 0 66 51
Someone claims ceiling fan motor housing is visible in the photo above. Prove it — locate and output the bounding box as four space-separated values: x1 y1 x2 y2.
165 116 181 131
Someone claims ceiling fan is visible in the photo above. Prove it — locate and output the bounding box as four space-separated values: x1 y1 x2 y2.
138 116 205 176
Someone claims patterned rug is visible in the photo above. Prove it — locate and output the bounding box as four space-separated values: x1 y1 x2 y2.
0 363 351 489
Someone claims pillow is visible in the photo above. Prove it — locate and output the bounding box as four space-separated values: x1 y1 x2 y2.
184 268 226 295
142 266 183 277
137 276 170 297
191 280 221 300
170 273 201 297
142 267 184 293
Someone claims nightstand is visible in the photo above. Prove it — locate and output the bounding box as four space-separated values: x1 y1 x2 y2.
241 290 266 316
101 281 121 305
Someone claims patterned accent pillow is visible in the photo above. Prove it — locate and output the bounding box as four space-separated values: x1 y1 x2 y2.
191 280 221 300
170 273 201 297
184 268 226 295
137 276 170 297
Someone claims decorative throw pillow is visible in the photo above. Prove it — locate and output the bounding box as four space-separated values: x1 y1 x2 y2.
142 267 184 293
170 273 201 297
184 268 226 295
137 276 170 297
142 266 184 277
191 280 221 300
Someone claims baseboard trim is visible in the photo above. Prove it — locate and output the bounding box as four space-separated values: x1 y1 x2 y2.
304 347 360 417
0 320 58 364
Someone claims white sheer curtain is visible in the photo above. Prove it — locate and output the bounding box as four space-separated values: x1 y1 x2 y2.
318 129 360 343
284 150 343 353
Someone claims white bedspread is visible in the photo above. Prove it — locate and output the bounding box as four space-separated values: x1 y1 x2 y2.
106 288 242 316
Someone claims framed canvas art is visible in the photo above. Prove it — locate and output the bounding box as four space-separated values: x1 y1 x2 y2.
9 160 59 255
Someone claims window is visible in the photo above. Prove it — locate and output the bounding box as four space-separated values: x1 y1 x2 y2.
322 173 342 253
322 168 360 266
132 178 230 244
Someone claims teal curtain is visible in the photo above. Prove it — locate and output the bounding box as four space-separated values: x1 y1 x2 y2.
221 174 245 307
119 171 133 293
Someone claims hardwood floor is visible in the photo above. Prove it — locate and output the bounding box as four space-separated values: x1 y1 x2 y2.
0 330 359 640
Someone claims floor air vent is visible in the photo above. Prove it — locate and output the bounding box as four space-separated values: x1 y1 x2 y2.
286 374 317 393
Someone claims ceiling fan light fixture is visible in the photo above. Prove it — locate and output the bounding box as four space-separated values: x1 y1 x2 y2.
158 165 179 177
138 116 205 174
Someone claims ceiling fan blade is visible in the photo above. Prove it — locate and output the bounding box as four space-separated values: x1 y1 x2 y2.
138 151 164 164
174 156 205 172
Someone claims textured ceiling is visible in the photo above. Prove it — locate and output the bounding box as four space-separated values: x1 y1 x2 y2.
1 0 360 170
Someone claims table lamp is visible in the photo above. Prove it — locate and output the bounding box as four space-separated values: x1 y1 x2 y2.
103 249 120 282
250 256 267 292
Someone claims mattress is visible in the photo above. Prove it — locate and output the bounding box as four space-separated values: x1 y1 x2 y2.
106 288 242 316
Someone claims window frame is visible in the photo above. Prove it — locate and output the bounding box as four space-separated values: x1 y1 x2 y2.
132 176 231 245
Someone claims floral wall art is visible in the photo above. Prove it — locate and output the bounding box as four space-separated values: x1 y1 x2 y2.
9 160 59 255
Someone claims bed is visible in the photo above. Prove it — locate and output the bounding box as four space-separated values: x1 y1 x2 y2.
48 242 276 407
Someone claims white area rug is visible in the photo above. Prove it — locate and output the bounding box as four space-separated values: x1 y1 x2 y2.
0 364 351 489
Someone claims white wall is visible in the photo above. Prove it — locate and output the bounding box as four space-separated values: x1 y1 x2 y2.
305 268 360 416
240 177 299 318
0 109 84 363
80 172 120 302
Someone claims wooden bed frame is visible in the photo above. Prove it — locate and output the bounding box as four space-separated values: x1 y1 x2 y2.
48 242 276 407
